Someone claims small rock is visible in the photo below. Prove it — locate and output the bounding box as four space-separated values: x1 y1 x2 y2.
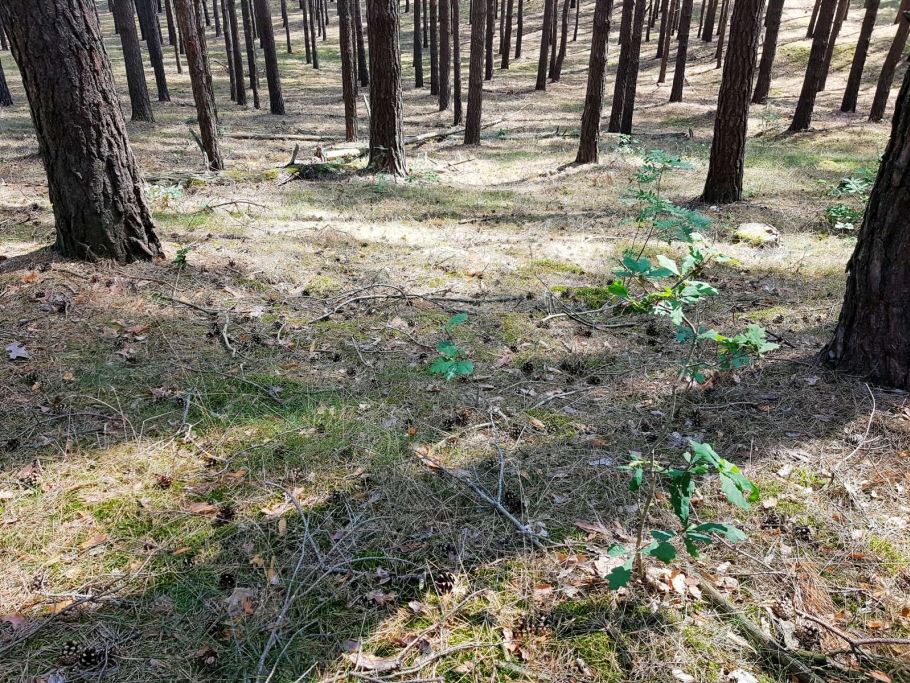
734 223 781 247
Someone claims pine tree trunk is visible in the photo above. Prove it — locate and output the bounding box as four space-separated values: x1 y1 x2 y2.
658 0 676 80
788 0 836 130
502 0 514 66
573 0 580 39
281 0 293 51
174 0 224 169
0 14 8 51
424 0 429 46
213 0 222 35
823 66 910 389
485 0 496 77
516 0 523 56
221 0 237 100
430 0 440 93
137 0 171 101
841 0 879 112
241 0 261 107
806 0 820 37
751 0 784 104
536 0 555 88
440 0 452 107
415 0 425 85
869 4 910 122
576 0 613 163
227 0 247 105
355 0 368 84
299 0 313 63
713 0 727 67
702 0 765 203
700 0 716 39
553 0 570 79
255 0 286 113
165 0 183 71
0 0 161 262
454 0 464 122
669 0 694 101
620 0 646 131
465 0 486 142
308 0 321 67
548 0 558 75
338 0 359 140
817 0 849 92
367 0 406 174
656 0 670 57
112 0 155 122
0 58 12 107
499 0 507 50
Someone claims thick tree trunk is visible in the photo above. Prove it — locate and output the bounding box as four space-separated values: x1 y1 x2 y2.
440 0 452 107
516 0 523 56
552 0 570 79
0 0 161 262
227 0 247 105
823 66 910 389
465 0 486 142
453 0 463 123
702 0 765 203
111 0 155 122
255 0 286 113
536 0 555 88
620 0 647 131
751 0 784 103
669 0 694 101
817 0 850 92
576 0 613 163
700 0 716 39
338 0 359 140
502 0 514 66
367 0 406 175
788 0 836 130
430 0 440 93
137 0 170 101
241 0 261 107
869 4 910 122
0 59 11 107
354 0 368 84
485 0 496 78
841 0 880 112
174 0 223 169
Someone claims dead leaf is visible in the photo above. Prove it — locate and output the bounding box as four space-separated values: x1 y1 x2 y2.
866 620 888 629
1 613 26 630
78 533 108 549
188 502 219 515
47 600 73 614
407 601 428 614
6 342 30 360
867 671 892 683
533 583 554 598
762 498 778 509
574 519 609 537
454 662 474 673
364 589 397 606
125 324 150 334
345 652 399 672
226 587 256 618
529 417 546 431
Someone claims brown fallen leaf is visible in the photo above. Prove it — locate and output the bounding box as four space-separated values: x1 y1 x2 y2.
79 533 108 550
1 613 26 630
345 652 399 672
188 502 219 515
867 671 892 683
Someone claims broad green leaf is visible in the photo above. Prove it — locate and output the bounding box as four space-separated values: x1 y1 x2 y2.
655 254 680 276
693 523 747 543
688 441 721 467
607 559 634 589
719 473 752 510
608 281 630 299
651 529 675 542
436 340 458 358
445 313 468 329
683 537 701 558
643 541 677 563
608 543 629 557
629 468 643 491
430 358 455 376
669 472 694 526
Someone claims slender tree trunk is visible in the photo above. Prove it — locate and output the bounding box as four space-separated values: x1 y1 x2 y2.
552 0 570 79
576 0 614 162
713 0 728 67
619 0 646 131
536 0 555 88
788 0 836 130
299 0 313 63
221 0 237 99
424 0 429 46
702 0 765 203
227 0 247 105
516 0 523 56
165 0 183 71
0 59 11 107
308 0 321 67
869 4 910 121
656 0 669 56
658 0 676 80
485 0 496 77
241 0 261 108
111 0 155 122
202 0 210 24
818 0 849 91
454 0 463 122
254 0 285 113
354 0 368 83
548 0 558 75
841 0 880 112
0 14 8 51
367 0 406 174
281 0 293 51
669 0 694 100
700 0 716 39
806 0 820 37
465 0 486 142
441 0 452 107
609 0 633 131
573 0 581 39
751 0 783 103
137 0 171 101
213 0 222 35
499 0 507 50
697 0 706 34
0 0 161 261
502 0 514 66
415 0 425 85
430 0 440 92
339 0 359 140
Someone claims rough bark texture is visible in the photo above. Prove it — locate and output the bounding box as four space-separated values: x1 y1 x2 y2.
281 0 293 51
465 0 486 142
656 0 670 57
298 0 312 62
0 0 161 262
806 0 820 37
515 0 523 56
221 0 237 99
536 0 554 89
669 0 694 101
501 0 514 66
700 0 716 39
619 0 646 131
485 0 496 78
713 0 727 67
0 14 7 50
213 0 222 34
308 0 321 68
367 0 406 175
242 0 261 108
227 0 248 105
788 0 836 130
136 0 170 101
702 0 765 203
609 0 633 131
869 3 910 122
430 0 440 93
440 0 452 108
354 0 368 84
552 0 570 79
817 0 850 91
823 66 910 389
174 0 224 169
576 0 613 163
453 0 463 123
751 0 784 104
165 0 183 71
414 0 425 85
0 58 11 107
840 0 880 112
339 0 358 139
658 0 676 81
111 0 155 121
255 0 286 113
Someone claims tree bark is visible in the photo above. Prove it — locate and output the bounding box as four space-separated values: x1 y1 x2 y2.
281 0 293 51
415 0 424 84
339 0 359 140
869 4 910 122
840 0 880 112
823 66 910 389
165 0 183 71
0 58 12 107
576 0 613 163
552 0 570 79
137 0 171 101
700 0 716 39
817 0 849 91
702 0 765 203
502 0 514 66
0 0 161 262
430 0 440 93
656 0 670 57
485 0 496 78
308 0 321 67
806 0 820 37
440 0 452 107
548 0 558 76
713 0 728 67
227 0 248 105
0 14 8 51
241 0 261 107
367 0 406 174
609 0 631 130
299 0 312 63
213 0 222 35
255 0 286 113
111 0 155 122
536 0 555 88
669 0 694 101
573 0 581 39
788 0 836 130
354 0 368 84
453 0 463 123
620 0 647 130
465 0 486 142
751 0 784 103
221 0 237 99
516 0 523 56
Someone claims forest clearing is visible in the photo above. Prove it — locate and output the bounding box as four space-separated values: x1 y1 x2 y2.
1 0 910 681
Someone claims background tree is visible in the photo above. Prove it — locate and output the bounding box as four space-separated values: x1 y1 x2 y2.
354 0 368 85
840 0 880 112
414 0 424 86
501 0 514 68
241 0 261 108
453 0 463 123
576 0 613 163
227 0 248 105
111 0 155 121
367 0 406 175
702 0 765 203
536 0 555 89
465 0 487 142
136 0 170 101
620 0 646 130
281 0 293 51
440 0 452 108
221 0 238 99
655 0 670 58
552 0 571 80
165 0 183 72
751 0 784 104
0 58 11 107
823 66 910 389
308 0 321 68
701 0 717 39
0 0 161 262
255 0 286 114
485 0 496 79
339 0 359 140
869 4 910 122
430 0 439 94
817 0 850 92
515 0 523 57
669 0 695 101
788 0 836 130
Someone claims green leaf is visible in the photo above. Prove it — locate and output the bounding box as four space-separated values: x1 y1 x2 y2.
655 254 680 276
608 543 629 557
651 529 675 542
669 472 694 526
450 360 474 379
629 468 643 491
683 537 701 558
643 541 677 563
608 281 630 299
436 340 458 358
430 358 455 376
693 523 747 543
607 559 634 589
688 440 721 467
719 473 751 509
445 313 468 329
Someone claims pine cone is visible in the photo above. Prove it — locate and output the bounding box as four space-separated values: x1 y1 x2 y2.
194 647 218 669
29 571 46 593
78 646 105 669
518 611 553 637
792 524 813 541
433 571 456 595
218 573 236 590
502 490 523 515
16 464 42 488
771 597 795 621
214 505 235 526
59 640 80 665
155 474 173 489
794 623 822 651
761 512 785 530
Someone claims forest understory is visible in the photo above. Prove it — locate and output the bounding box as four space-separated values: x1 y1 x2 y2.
1 0 910 681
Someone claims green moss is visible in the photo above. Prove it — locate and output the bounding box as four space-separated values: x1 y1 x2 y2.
867 536 908 574
526 258 585 275
551 285 614 309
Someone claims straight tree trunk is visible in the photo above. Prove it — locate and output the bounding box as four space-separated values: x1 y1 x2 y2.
702 0 765 203
573 0 581 39
619 0 647 131
0 0 161 262
869 5 910 121
202 0 210 24
354 0 368 84
499 0 507 51
241 0 261 108
548 0 558 75
823 66 910 389
0 59 11 106
502 0 515 66
610 0 633 127
576 0 614 162
700 0 716 39
453 0 464 122
111 0 155 122
806 0 820 37
486 0 496 77
440 0 452 107
338 0 359 140
0 14 8 51
713 0 728 67
553 0 570 79
281 0 293 51
213 0 222 35
670 0 694 100
308 0 321 67
751 0 784 103
174 0 224 169
536 0 555 88
299 0 313 63
424 0 429 46
656 0 670 57
516 0 523 56
137 0 171 101
165 0 183 71
255 0 286 113
465 0 486 142
430 0 440 93
841 0 880 112
222 0 237 99
415 0 425 85
227 0 247 105
658 0 676 80
788 0 836 130
818 0 850 91
367 0 406 174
